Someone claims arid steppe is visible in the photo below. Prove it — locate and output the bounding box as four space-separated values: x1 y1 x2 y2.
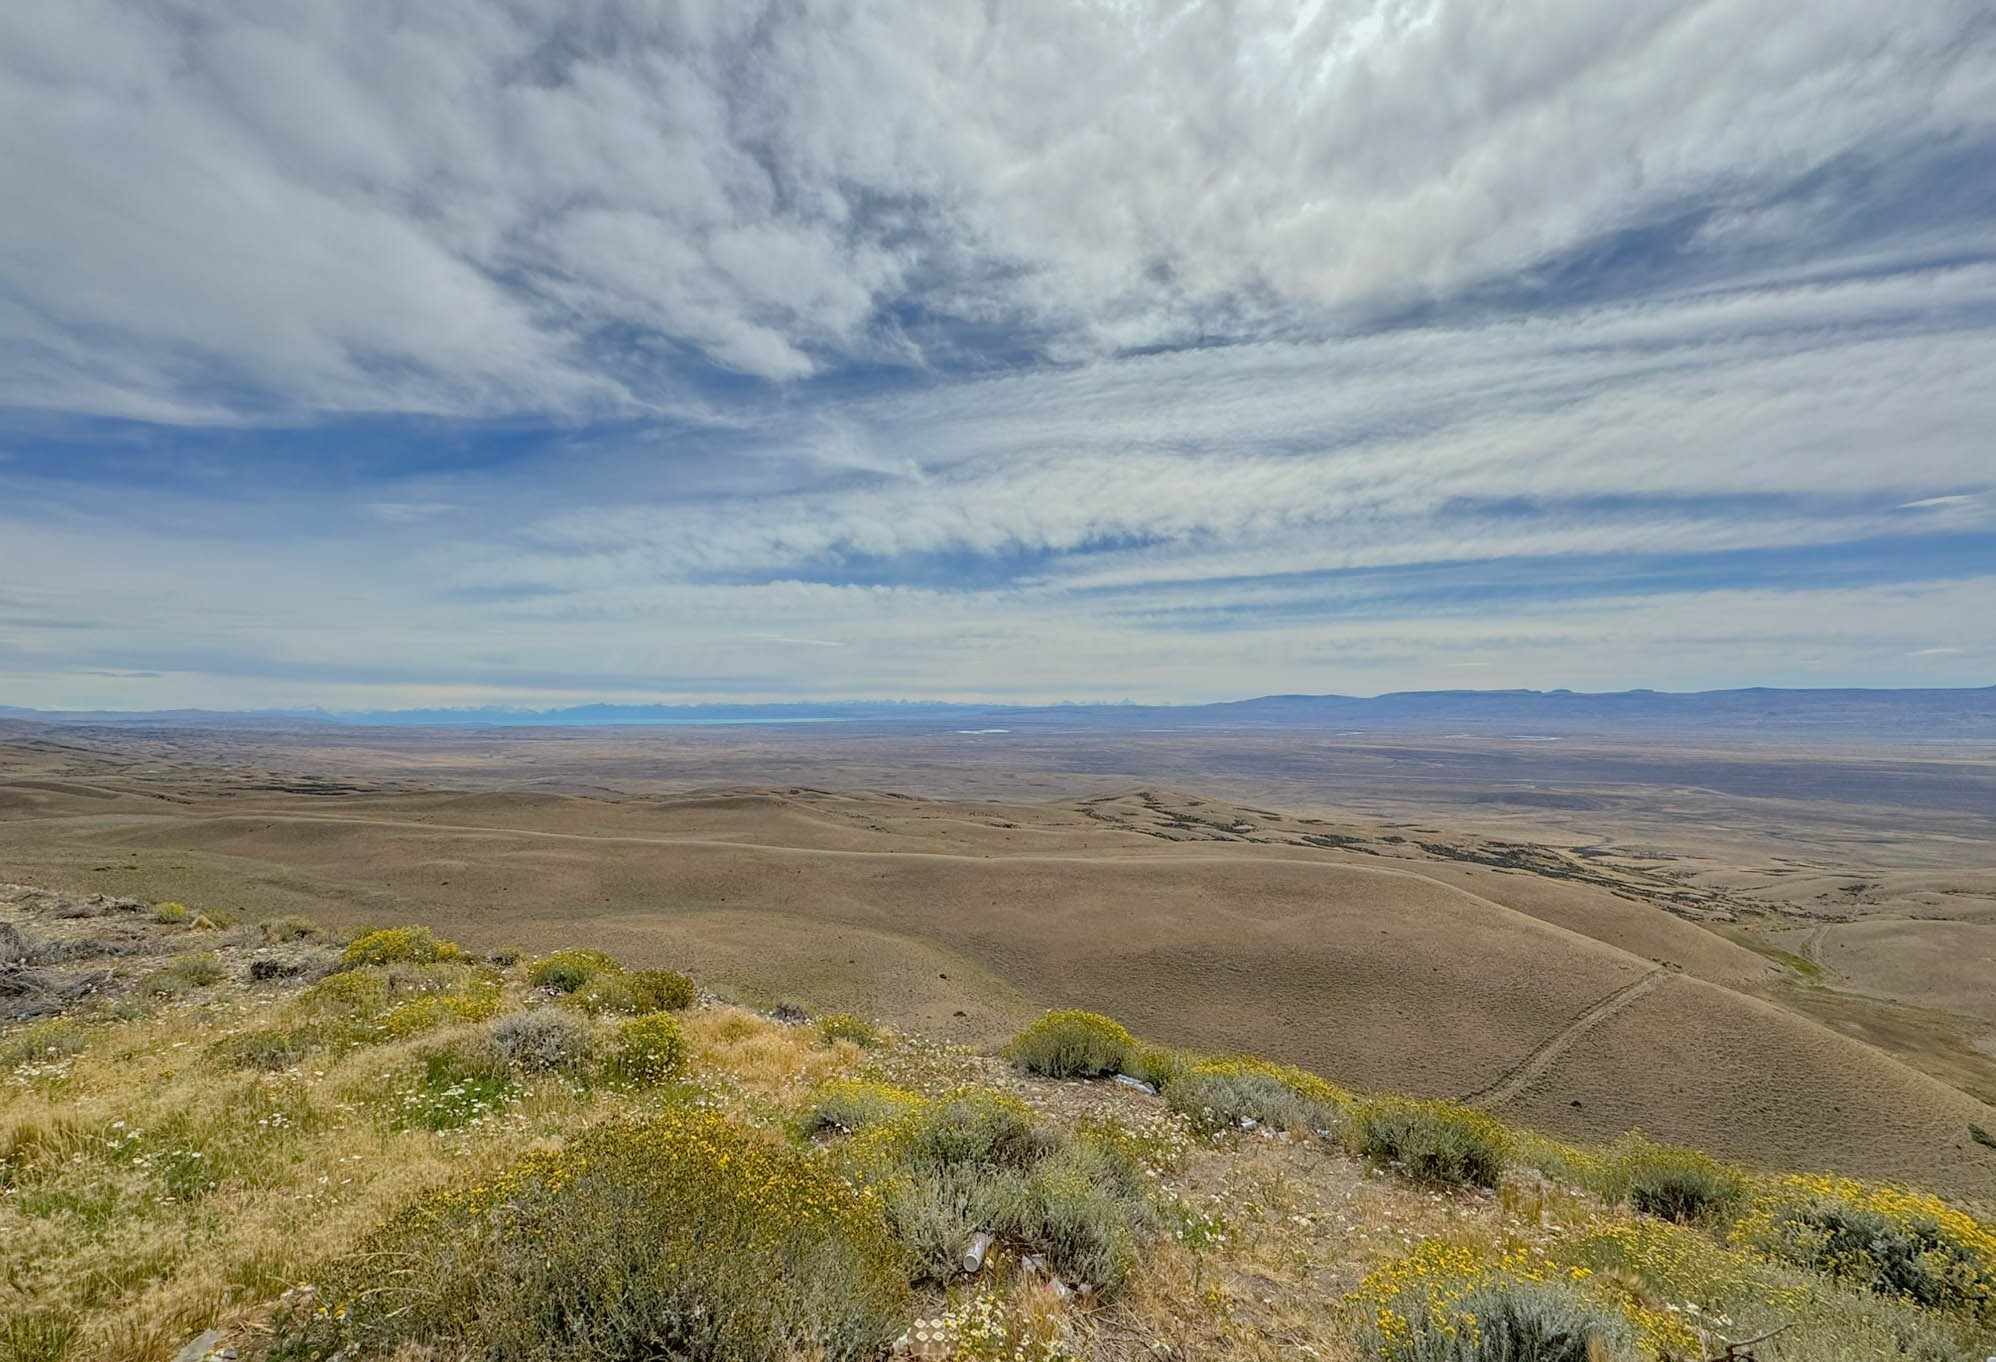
3 716 1994 1199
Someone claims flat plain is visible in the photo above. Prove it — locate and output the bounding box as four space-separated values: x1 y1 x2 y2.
3 714 1993 1198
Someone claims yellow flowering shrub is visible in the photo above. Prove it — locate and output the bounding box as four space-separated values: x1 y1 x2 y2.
803 1078 924 1135
281 1108 908 1360
607 1012 687 1086
527 947 621 992
1164 1056 1350 1137
1007 1010 1135 1078
1732 1174 1996 1313
1349 1241 1694 1361
1355 1096 1510 1186
338 925 461 967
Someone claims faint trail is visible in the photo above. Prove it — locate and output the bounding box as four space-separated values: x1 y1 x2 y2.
1459 968 1665 1108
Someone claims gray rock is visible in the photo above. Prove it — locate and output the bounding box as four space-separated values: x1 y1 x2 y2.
171 1329 221 1362
1111 1073 1158 1095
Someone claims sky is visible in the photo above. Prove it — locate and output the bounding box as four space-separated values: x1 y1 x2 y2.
1 1 1993 711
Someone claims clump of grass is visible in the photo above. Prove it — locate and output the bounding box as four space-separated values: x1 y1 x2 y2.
384 1038 517 1132
1164 1057 1348 1138
1355 1096 1509 1187
1006 1009 1135 1078
1608 1133 1745 1225
151 902 190 925
607 1013 687 1087
492 1009 596 1073
257 914 322 943
190 905 240 929
302 968 389 1017
139 951 226 996
1 1019 87 1069
818 1012 878 1048
1732 1174 1996 1313
527 947 621 993
629 967 696 1013
803 1079 923 1136
280 1109 909 1362
379 990 501 1037
340 926 461 968
207 1027 311 1072
0 1306 80 1362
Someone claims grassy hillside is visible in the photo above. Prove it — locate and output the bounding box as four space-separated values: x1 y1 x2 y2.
5 884 1995 1362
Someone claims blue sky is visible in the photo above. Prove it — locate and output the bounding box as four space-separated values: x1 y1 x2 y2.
1 1 1992 709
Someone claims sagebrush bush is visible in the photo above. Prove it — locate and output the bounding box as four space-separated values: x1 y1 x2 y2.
528 948 620 993
340 925 461 968
1356 1097 1509 1187
492 1009 596 1073
1733 1174 1996 1313
607 1013 686 1087
1165 1058 1348 1138
803 1079 922 1136
282 1110 908 1361
1610 1134 1745 1224
630 967 696 1013
1007 1010 1135 1078
839 1088 1152 1290
818 1011 878 1047
152 901 190 925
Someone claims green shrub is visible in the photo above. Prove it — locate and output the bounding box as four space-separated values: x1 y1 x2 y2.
1 1019 88 1069
627 968 695 1012
340 926 460 968
888 1088 1040 1172
803 1080 922 1136
607 1014 686 1087
1733 1174 1996 1312
492 1009 596 1073
565 972 640 1015
818 1012 878 1047
841 1089 1152 1291
152 901 190 925
1006 1009 1135 1078
528 948 620 993
282 1110 908 1361
1356 1097 1509 1187
302 969 389 1017
380 991 501 1037
1609 1134 1745 1224
258 914 322 943
1165 1059 1347 1138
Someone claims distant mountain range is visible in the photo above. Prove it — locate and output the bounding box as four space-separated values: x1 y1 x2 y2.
3 685 1993 739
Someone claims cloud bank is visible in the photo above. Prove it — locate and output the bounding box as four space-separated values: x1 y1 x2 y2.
0 1 1991 705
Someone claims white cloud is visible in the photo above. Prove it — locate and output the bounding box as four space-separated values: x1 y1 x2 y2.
2 1 1992 416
